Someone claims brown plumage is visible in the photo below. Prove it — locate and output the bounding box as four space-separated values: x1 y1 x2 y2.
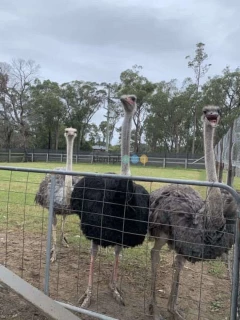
35 127 80 263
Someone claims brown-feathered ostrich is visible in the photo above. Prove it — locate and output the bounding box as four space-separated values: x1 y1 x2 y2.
70 95 149 308
35 127 79 263
148 106 237 320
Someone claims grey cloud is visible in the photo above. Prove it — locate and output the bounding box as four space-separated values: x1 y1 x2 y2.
1 1 201 56
0 0 239 85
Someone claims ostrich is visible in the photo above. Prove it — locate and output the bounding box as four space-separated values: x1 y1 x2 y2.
148 106 237 320
71 94 149 308
35 127 79 263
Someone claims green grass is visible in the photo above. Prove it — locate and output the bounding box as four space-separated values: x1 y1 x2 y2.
208 259 226 278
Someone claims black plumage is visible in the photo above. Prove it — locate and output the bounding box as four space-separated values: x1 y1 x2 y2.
70 95 150 308
71 175 149 248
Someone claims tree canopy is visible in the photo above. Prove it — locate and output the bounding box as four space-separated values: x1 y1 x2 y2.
1 44 239 154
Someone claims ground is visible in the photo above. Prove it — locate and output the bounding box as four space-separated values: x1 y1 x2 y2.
0 230 232 320
0 285 49 320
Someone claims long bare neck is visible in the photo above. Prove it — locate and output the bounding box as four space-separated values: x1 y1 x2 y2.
121 112 133 176
204 124 218 182
204 123 223 222
65 137 74 205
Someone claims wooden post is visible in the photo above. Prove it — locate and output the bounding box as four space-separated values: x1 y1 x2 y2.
8 149 11 163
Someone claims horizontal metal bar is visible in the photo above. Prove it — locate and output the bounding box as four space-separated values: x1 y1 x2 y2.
55 301 119 320
0 165 239 204
0 265 81 320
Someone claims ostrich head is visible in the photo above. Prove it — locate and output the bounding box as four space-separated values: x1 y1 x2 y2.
202 105 221 128
64 127 77 140
120 95 137 114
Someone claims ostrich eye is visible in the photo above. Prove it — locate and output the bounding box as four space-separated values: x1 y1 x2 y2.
203 110 207 114
131 97 136 102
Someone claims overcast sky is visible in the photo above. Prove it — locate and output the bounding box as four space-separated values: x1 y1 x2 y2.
0 0 239 143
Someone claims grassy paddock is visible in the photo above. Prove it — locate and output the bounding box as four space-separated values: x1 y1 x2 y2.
0 162 239 263
0 162 239 239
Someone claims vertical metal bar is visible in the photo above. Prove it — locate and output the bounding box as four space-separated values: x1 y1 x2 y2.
44 174 56 296
230 208 240 320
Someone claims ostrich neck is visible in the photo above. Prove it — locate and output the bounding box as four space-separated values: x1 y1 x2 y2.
204 124 218 182
65 137 74 205
204 123 224 223
121 112 132 176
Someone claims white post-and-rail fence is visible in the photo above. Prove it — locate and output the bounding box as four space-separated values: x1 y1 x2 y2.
0 150 205 169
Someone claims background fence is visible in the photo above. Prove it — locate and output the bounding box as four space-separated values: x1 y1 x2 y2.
0 149 205 169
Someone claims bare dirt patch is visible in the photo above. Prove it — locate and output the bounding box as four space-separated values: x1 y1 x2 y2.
0 230 232 320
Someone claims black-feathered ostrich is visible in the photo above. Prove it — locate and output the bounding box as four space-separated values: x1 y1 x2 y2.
35 127 80 262
149 106 237 320
71 94 149 308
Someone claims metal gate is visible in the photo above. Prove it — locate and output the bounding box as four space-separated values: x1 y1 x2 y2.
0 166 239 320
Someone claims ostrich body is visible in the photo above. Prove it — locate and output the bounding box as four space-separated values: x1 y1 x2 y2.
35 127 79 263
71 95 149 308
149 106 237 320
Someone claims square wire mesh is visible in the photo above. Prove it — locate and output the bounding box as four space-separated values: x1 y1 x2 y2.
0 167 239 320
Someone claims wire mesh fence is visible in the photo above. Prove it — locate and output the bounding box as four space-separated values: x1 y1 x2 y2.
215 115 240 178
0 166 240 320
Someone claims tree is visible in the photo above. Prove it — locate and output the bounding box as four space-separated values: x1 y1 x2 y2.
117 65 156 152
101 83 124 150
202 67 240 183
0 59 40 152
30 79 66 149
61 81 106 151
144 80 195 153
186 43 211 154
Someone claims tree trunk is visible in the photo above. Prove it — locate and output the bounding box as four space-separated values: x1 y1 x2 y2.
48 130 51 150
191 106 197 154
55 121 59 150
227 124 234 186
216 161 219 178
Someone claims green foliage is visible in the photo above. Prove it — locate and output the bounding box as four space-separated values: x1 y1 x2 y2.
0 49 240 155
61 81 107 151
117 65 156 153
186 42 211 154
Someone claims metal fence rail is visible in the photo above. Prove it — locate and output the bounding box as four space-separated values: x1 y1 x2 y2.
0 151 206 169
0 166 239 320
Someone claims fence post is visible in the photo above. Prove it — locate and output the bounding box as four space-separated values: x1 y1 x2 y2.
8 149 11 162
163 157 166 168
31 153 33 162
230 206 240 319
44 174 56 296
185 158 188 169
76 154 77 163
46 153 49 162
